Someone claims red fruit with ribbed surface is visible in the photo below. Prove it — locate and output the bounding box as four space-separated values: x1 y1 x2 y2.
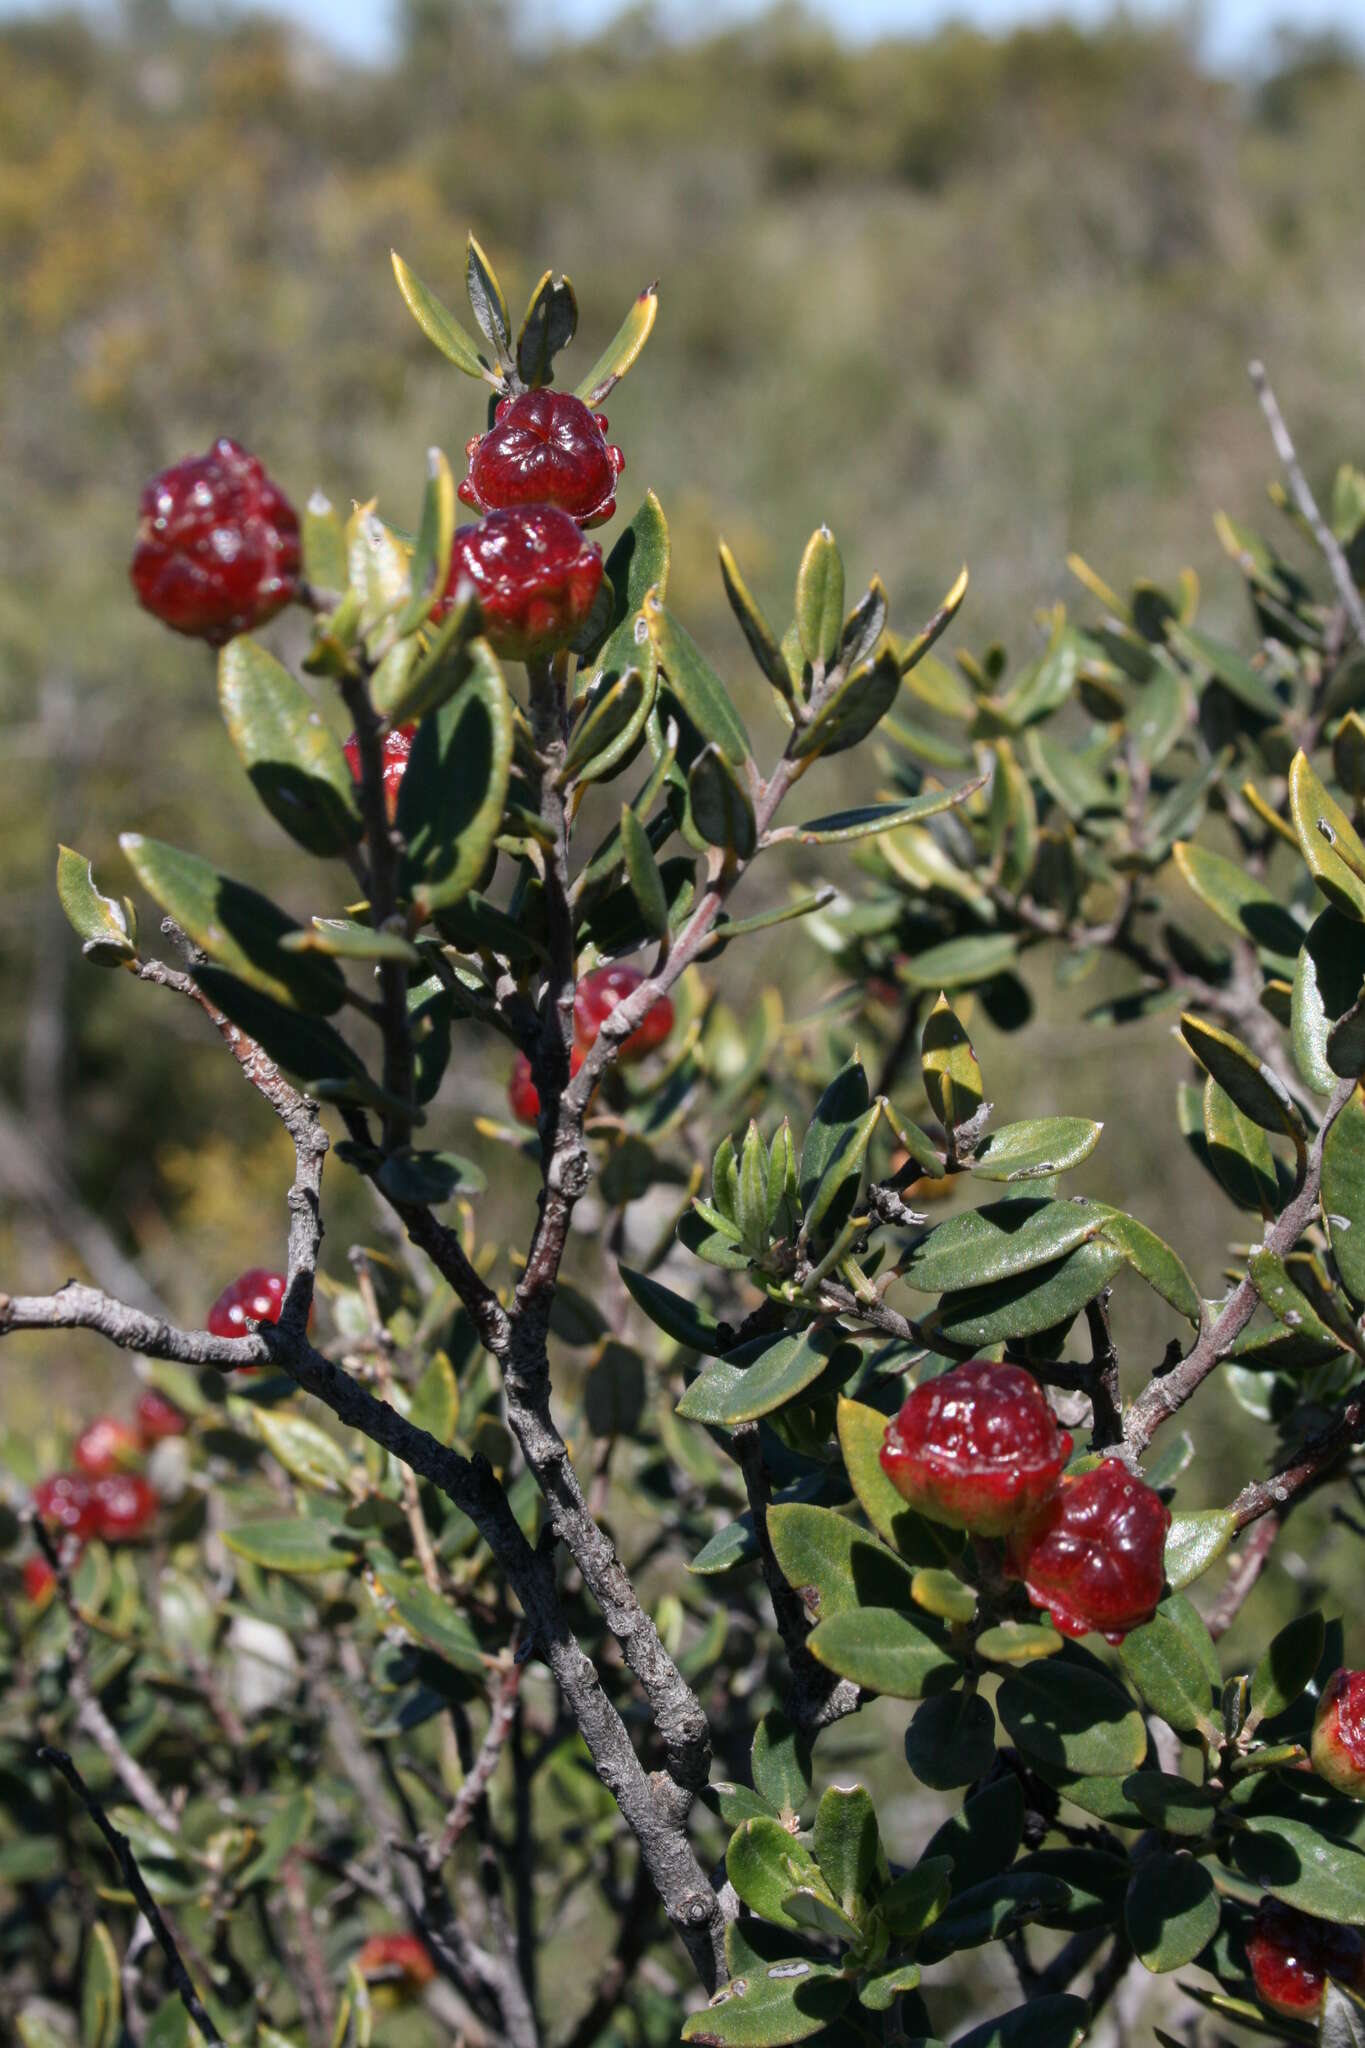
356 1933 436 1988
434 507 603 663
343 723 417 820
459 390 624 528
90 1472 158 1542
1005 1457 1170 1643
879 1360 1072 1537
23 1556 56 1605
508 1045 585 1127
207 1267 288 1338
1247 1897 1365 2018
136 1390 189 1446
130 437 300 643
574 963 674 1064
1312 1669 1365 1799
73 1416 141 1478
32 1472 98 1541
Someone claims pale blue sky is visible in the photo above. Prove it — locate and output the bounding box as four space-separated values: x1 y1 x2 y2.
1 0 1360 69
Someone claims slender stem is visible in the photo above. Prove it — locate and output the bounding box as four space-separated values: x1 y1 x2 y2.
1249 360 1365 646
337 669 414 1148
433 1655 523 1863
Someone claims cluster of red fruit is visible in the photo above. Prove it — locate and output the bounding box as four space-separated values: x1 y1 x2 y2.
507 962 674 1126
24 1389 186 1603
880 1360 1170 1641
130 390 620 666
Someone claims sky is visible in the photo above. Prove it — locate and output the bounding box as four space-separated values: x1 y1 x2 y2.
1 0 1360 69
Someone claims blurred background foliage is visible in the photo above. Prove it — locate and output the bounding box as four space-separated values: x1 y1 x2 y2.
2 0 1364 1554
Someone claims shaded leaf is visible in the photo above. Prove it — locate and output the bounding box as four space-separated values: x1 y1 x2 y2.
806 1605 961 1700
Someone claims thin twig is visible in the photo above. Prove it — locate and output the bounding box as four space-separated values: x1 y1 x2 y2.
433 1655 523 1863
1202 1513 1280 1640
39 1745 225 2045
1249 360 1365 646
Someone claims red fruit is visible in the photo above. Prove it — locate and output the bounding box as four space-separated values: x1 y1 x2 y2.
32 1472 98 1542
1005 1457 1170 1643
574 964 674 1065
136 1389 188 1446
459 390 625 528
356 1932 435 1988
343 722 417 821
130 437 301 644
879 1361 1073 1538
73 1416 141 1478
434 506 603 663
206 1267 288 1339
1247 1897 1365 2019
508 1044 585 1127
23 1556 56 1605
90 1472 159 1543
1312 1669 1365 1799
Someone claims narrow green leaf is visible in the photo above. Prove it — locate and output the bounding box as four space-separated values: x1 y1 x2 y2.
970 1117 1102 1182
464 232 511 362
794 526 844 668
718 540 790 696
1164 1509 1235 1590
396 652 513 915
56 845 135 964
952 1997 1088 2048
575 281 659 405
562 657 657 787
1172 841 1303 967
676 1327 855 1427
901 930 1021 991
394 446 457 636
82 1924 121 2048
224 1518 359 1574
1118 1612 1219 1737
390 250 495 382
807 1605 961 1700
903 1197 1102 1295
647 591 751 766
1168 622 1283 719
1097 1209 1202 1324
255 1410 352 1491
1203 1076 1280 1213
905 1689 998 1788
680 1959 849 2045
1249 1611 1326 1732
516 269 578 387
372 1570 485 1673
725 1816 825 1932
620 1264 723 1354
689 742 757 859
1321 1084 1365 1304
1181 1013 1305 1140
812 1784 880 1914
1290 750 1365 920
921 993 984 1136
619 804 669 941
790 646 900 760
786 786 976 844
751 1711 813 1816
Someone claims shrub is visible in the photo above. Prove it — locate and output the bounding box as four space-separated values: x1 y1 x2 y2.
4 237 1365 2048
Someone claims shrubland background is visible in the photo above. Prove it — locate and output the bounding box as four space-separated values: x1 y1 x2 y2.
2 0 1364 1645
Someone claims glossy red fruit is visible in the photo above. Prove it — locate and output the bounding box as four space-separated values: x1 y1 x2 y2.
574 964 674 1064
879 1361 1073 1538
343 723 417 821
206 1267 288 1339
356 1932 436 1988
23 1556 56 1605
73 1416 141 1478
90 1472 159 1543
1312 1669 1365 1799
130 437 301 644
459 390 625 528
434 506 603 663
1005 1457 1170 1643
1247 1897 1365 2018
32 1472 98 1541
508 1045 585 1126
136 1389 189 1446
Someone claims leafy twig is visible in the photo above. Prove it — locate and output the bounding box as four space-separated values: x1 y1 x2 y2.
1249 359 1365 646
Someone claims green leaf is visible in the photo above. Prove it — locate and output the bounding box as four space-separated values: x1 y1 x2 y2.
375 595 483 726
970 1118 1102 1182
236 1789 313 1889
1164 1509 1235 1590
407 1351 458 1444
725 1816 825 1932
790 647 901 760
396 652 513 915
82 1923 121 2048
952 1997 1089 2048
620 804 669 941
719 540 791 697
806 1606 961 1700
1121 1772 1219 1837
1249 1251 1346 1349
1180 1014 1305 1141
813 1784 880 1915
620 1264 723 1355
899 564 970 677
836 1396 964 1567
799 1060 871 1212
1172 841 1303 968
975 1621 1064 1665
283 918 421 966
905 1689 997 1789
1231 1816 1365 1923
56 844 137 967
912 1567 976 1624
1119 1612 1219 1737
689 742 757 859
1167 621 1283 718
464 232 511 362
1017 1847 1132 1927
795 526 844 668
373 1570 485 1673
597 493 671 645
1321 1085 1365 1304
375 1149 485 1205
918 1870 1074 1959
1290 750 1365 921
1096 1209 1202 1324
1321 1981 1365 2048
787 787 975 844
924 1776 1025 1891
676 1328 856 1427
858 1962 922 2013
766 1503 914 1619
997 1659 1148 1777
1250 1612 1326 1732
901 931 1021 991
193 967 368 1094
516 269 577 387
751 1712 813 1817
255 1410 352 1491
921 993 984 1136
1203 1076 1280 1213
879 1857 955 1938
562 657 657 786
393 446 458 637
647 592 751 767
223 1518 359 1574
1126 1853 1219 1972
575 281 659 406
780 1886 860 1945
924 1239 1124 1347
120 836 344 1014
390 250 495 382
302 490 346 591
700 892 837 959
680 1959 850 2045
1024 728 1117 820
802 1103 879 1249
